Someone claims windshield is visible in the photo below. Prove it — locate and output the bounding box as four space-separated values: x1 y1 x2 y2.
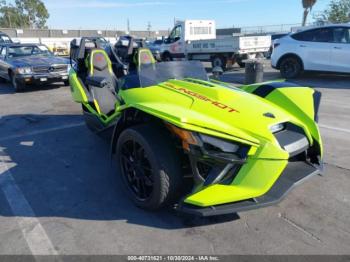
153 40 163 45
7 45 52 58
0 35 12 43
121 61 209 89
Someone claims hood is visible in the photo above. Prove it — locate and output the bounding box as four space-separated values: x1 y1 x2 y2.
123 79 301 146
8 55 69 67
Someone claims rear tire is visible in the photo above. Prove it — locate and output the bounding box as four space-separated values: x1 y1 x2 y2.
237 61 245 68
116 125 182 210
279 56 302 79
162 53 172 62
10 72 24 92
236 57 246 68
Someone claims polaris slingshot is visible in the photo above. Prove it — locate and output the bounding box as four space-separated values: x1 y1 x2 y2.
68 36 323 217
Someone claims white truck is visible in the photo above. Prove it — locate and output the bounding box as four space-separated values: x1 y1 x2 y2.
157 20 271 69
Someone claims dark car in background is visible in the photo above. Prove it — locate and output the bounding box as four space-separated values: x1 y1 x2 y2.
147 38 166 61
0 32 13 44
0 43 70 92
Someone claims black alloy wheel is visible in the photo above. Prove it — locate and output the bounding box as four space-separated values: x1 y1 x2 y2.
279 57 302 79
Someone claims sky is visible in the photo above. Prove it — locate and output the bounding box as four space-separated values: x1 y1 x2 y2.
42 0 331 30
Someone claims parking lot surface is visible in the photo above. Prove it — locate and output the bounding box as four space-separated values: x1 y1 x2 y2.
0 64 349 255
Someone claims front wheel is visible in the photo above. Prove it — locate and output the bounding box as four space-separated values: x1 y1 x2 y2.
116 125 182 210
63 80 70 86
279 57 302 79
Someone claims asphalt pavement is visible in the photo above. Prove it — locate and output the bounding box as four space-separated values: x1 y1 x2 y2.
0 64 349 255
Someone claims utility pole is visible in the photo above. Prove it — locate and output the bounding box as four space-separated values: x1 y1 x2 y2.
127 18 130 34
147 21 152 37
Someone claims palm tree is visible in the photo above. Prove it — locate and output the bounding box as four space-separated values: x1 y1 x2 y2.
302 0 317 26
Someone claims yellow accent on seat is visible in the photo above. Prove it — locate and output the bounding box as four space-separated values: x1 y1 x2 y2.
87 49 117 119
134 48 156 68
93 99 101 115
89 49 113 75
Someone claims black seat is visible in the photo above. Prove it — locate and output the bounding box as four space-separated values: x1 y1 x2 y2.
86 49 118 117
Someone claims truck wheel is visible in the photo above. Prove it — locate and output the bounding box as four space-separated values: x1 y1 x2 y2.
10 72 24 92
236 54 248 68
237 61 245 68
116 125 182 210
162 53 172 62
211 56 227 71
279 56 302 79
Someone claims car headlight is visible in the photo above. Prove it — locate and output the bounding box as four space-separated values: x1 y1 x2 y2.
165 123 246 159
270 123 285 133
16 67 32 74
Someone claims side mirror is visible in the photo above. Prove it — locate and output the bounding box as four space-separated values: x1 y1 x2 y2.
212 66 223 79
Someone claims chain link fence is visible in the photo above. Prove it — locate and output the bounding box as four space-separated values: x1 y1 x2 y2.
239 23 312 35
0 28 170 39
0 23 312 39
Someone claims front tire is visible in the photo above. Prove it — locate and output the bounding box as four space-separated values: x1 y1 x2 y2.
116 125 182 210
63 80 70 86
279 56 302 79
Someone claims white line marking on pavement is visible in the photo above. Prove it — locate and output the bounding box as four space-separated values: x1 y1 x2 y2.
319 124 350 134
0 122 84 142
0 150 58 255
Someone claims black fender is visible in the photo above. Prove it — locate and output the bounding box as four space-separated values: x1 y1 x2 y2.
276 53 304 70
110 112 128 157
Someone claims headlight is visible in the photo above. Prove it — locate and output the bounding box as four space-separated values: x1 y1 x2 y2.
166 123 198 151
270 123 285 133
166 123 245 158
16 67 32 74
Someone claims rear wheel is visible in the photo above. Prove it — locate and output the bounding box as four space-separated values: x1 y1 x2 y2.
10 72 24 92
211 56 227 71
162 53 172 62
116 125 182 210
279 56 302 79
236 57 246 68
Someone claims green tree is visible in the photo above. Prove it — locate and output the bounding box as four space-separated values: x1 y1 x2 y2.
15 0 49 29
315 0 350 24
0 0 49 28
302 0 317 26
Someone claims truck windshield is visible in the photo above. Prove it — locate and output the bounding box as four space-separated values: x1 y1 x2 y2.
121 61 208 89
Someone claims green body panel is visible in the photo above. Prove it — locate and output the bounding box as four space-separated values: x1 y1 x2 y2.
69 69 88 103
240 81 323 157
69 65 323 208
185 159 288 206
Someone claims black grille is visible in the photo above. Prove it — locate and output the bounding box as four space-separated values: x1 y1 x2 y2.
33 65 67 74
